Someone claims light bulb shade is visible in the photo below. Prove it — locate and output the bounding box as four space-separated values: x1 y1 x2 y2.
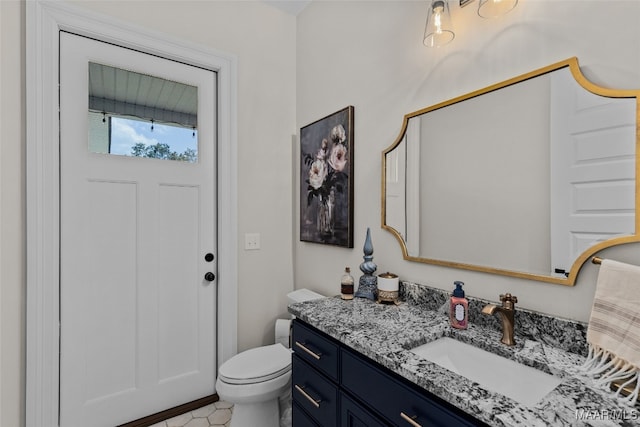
478 0 518 18
423 0 454 48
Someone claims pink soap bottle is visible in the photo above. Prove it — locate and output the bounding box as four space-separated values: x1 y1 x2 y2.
450 281 468 329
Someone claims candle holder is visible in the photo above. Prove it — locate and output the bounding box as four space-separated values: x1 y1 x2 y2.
377 272 399 305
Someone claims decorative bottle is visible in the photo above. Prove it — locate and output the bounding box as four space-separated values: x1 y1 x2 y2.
450 281 468 329
341 267 354 300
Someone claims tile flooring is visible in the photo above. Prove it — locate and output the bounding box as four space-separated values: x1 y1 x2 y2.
150 401 233 427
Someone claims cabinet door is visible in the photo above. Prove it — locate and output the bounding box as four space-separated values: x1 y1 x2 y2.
340 393 388 427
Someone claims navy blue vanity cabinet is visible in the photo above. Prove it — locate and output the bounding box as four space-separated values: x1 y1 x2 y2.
291 320 340 426
340 393 387 427
292 355 339 426
341 348 482 427
292 319 339 381
292 319 487 427
292 401 320 426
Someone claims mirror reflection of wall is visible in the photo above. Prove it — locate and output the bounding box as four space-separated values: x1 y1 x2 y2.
88 62 198 162
383 59 638 284
417 73 550 275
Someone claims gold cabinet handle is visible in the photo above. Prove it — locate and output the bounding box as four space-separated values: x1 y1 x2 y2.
294 384 321 408
295 341 322 360
400 412 422 427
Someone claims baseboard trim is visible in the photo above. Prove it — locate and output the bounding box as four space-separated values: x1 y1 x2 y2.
117 394 219 427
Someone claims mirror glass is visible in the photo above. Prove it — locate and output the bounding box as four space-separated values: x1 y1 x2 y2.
383 58 639 284
88 62 198 162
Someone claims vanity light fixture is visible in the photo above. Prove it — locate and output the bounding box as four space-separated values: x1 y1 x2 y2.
423 0 455 48
477 0 519 18
424 0 519 47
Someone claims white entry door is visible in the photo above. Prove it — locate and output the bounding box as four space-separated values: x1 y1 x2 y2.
59 32 217 426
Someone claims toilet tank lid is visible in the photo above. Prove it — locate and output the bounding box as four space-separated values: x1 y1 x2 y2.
287 289 325 304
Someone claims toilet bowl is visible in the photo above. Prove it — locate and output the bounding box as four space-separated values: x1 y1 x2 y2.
215 289 324 427
216 344 292 427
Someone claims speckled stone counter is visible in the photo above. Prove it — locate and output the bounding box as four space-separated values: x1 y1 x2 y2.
288 283 640 427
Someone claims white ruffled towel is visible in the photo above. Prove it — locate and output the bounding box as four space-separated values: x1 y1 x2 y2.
582 259 640 403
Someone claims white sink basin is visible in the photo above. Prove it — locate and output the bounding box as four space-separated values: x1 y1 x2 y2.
410 337 562 406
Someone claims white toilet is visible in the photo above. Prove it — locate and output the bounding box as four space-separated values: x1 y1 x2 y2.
216 289 324 427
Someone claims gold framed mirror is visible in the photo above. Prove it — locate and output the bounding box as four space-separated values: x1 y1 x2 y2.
382 57 639 285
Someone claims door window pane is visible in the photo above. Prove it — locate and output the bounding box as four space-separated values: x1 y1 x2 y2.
88 62 198 163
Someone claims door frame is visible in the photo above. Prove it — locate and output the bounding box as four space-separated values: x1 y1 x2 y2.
26 2 238 426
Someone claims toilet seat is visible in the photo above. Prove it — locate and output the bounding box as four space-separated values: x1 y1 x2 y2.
218 343 291 385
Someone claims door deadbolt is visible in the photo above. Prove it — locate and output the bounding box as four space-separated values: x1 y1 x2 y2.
205 253 214 262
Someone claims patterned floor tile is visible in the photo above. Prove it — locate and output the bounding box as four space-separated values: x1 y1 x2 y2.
153 401 234 427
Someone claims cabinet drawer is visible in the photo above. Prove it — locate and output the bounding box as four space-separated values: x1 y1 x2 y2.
341 349 479 427
292 401 319 427
292 320 339 381
292 355 338 427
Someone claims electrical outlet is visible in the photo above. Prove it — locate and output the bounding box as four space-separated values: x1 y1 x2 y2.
245 233 261 250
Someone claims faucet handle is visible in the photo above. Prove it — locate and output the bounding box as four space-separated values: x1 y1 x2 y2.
499 293 518 308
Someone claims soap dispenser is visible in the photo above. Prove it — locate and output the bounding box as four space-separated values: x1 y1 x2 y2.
450 281 468 329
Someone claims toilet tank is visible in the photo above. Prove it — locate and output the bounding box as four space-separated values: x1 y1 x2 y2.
276 289 325 347
287 288 325 305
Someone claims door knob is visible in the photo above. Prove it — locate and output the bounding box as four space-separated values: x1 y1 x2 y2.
204 272 215 282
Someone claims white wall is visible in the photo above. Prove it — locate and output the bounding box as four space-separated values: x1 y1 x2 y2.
1 1 296 426
295 0 640 320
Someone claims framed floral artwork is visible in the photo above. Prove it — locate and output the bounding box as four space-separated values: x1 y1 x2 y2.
300 106 354 247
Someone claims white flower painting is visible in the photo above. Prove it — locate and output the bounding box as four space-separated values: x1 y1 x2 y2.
300 106 354 247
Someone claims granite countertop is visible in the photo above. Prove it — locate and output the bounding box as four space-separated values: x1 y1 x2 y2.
288 288 640 427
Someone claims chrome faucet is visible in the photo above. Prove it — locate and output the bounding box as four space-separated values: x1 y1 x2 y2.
482 293 518 346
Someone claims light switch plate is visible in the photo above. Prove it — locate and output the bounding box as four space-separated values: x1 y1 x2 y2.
245 233 261 250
